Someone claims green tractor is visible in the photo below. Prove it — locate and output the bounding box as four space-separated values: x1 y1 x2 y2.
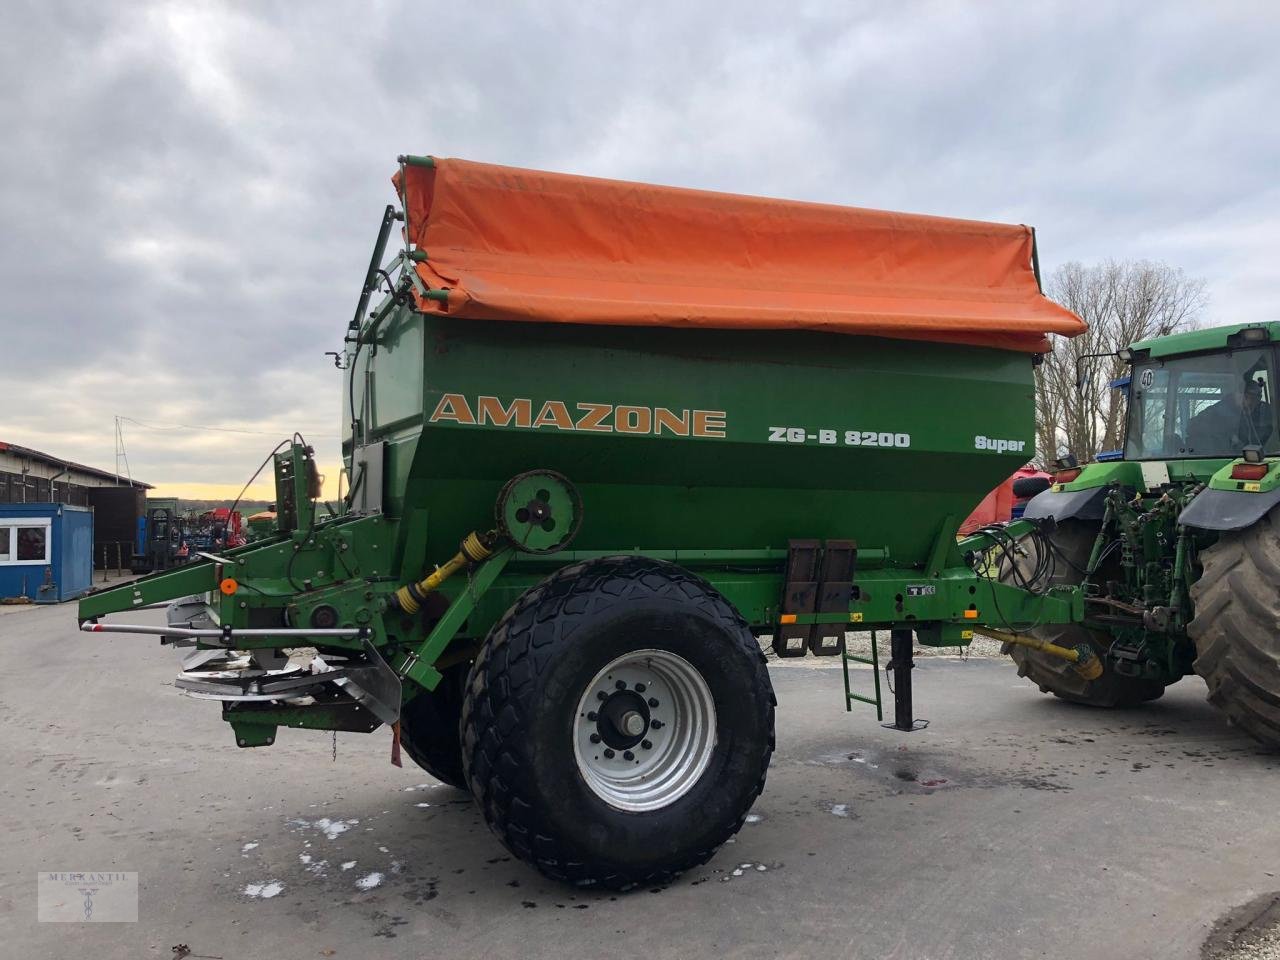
1012 321 1280 746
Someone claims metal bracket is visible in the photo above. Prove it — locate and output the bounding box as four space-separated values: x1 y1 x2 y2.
195 551 239 566
332 638 402 725
924 515 959 577
393 547 514 692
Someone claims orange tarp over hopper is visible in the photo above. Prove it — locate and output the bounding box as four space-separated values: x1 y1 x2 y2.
396 158 1084 353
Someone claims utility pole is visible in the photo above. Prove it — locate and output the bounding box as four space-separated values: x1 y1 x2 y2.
114 416 133 486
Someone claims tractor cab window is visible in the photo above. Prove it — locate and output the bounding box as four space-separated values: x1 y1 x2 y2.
1124 349 1277 460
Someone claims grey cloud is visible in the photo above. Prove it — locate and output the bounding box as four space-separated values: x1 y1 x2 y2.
2 0 1279 486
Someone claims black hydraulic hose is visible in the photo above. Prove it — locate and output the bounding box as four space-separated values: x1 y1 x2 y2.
228 440 290 531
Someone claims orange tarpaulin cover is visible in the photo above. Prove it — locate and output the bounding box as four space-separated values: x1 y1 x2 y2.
396 158 1084 353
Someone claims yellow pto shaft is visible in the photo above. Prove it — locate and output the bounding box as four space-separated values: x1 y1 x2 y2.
393 531 494 615
980 627 1103 681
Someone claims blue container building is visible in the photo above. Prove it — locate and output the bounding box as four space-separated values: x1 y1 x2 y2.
0 503 94 602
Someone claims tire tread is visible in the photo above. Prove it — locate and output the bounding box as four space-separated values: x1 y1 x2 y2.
1189 511 1280 748
460 555 776 888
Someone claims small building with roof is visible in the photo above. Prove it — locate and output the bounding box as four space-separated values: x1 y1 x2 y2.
0 442 152 596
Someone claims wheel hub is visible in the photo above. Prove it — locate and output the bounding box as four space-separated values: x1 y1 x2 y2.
572 649 716 812
595 689 650 749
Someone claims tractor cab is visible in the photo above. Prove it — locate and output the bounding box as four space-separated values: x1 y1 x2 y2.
1122 325 1278 462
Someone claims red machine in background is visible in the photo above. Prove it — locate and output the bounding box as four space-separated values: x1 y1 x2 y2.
183 507 245 554
959 465 1051 535
207 507 245 547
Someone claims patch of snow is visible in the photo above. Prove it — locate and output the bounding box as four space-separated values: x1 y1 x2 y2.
299 854 327 876
244 881 284 899
831 804 849 818
355 872 384 891
341 861 357 871
314 818 350 840
241 842 259 853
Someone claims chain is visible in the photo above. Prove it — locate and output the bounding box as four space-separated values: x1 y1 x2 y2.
332 730 337 763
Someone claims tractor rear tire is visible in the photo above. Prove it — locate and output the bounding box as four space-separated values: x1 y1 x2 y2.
399 662 469 788
1000 520 1166 707
1011 475 1052 500
1188 507 1280 749
460 555 776 889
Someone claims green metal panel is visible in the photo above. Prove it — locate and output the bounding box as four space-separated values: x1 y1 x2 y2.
347 310 1036 573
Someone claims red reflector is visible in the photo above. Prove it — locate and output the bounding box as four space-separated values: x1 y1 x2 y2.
1231 463 1268 481
1053 468 1082 483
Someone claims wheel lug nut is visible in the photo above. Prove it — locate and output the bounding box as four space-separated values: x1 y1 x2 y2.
603 748 615 759
623 751 635 761
587 711 598 721
597 691 608 701
635 682 646 692
615 680 626 690
641 739 652 750
590 733 601 744
650 720 664 729
647 697 659 708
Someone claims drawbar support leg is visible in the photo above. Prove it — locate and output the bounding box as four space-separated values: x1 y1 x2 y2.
884 628 927 732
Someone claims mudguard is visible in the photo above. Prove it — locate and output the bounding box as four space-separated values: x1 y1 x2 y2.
1022 485 1109 522
1178 487 1280 531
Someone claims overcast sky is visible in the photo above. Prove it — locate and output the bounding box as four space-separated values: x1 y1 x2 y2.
3 1 1279 498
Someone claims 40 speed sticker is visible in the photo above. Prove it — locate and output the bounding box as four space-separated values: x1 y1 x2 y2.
768 426 911 448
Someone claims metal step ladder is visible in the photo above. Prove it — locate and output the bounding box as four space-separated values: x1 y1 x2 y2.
841 630 883 721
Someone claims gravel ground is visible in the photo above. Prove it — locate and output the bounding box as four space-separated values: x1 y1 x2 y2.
1215 928 1280 960
1206 894 1280 960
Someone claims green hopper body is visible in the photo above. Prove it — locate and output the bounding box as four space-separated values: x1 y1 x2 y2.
348 309 1036 585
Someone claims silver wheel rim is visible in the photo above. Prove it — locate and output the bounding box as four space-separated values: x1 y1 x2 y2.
572 649 717 812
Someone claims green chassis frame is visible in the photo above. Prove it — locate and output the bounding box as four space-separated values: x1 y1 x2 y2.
79 445 1082 746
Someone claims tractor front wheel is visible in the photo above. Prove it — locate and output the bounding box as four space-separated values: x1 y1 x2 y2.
1188 507 1280 748
460 556 776 888
1000 520 1166 707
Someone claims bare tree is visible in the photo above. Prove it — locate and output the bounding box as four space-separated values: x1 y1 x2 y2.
1034 260 1206 465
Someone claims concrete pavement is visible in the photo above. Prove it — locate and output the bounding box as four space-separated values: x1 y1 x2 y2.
2 600 1277 959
